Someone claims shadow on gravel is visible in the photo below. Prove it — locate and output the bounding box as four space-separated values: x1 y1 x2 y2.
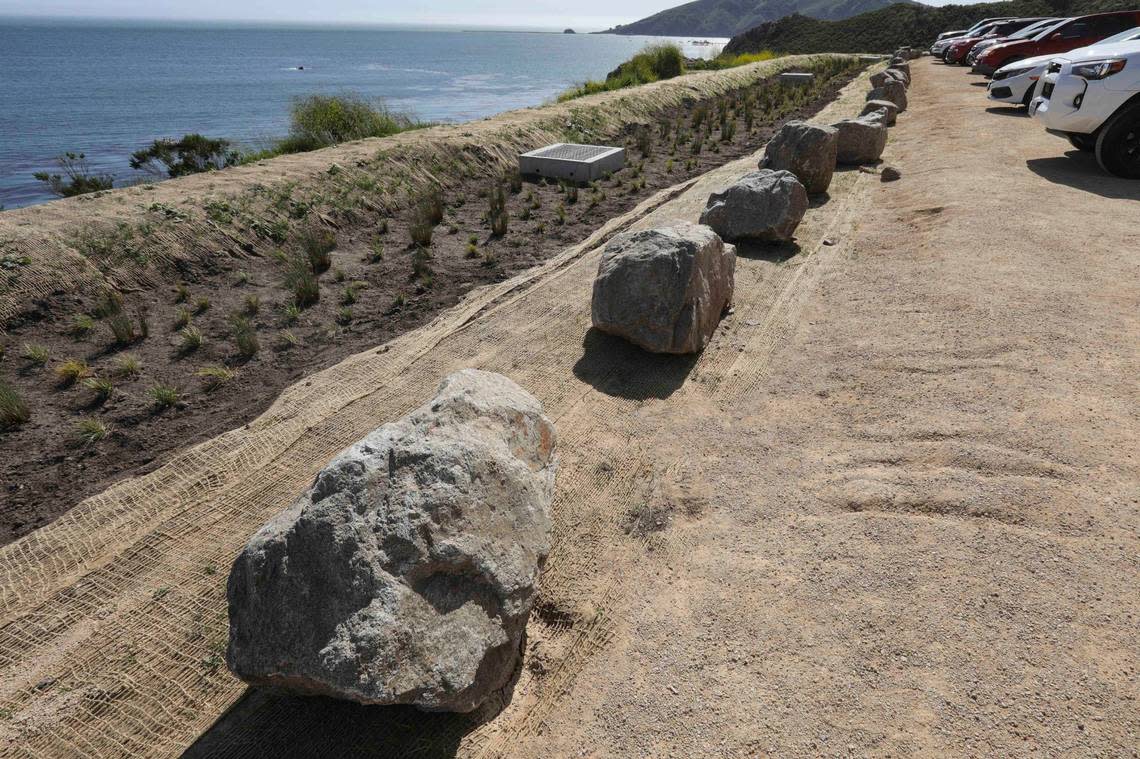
735 239 801 263
985 106 1028 118
1027 153 1140 200
969 81 988 87
573 328 697 400
183 686 480 758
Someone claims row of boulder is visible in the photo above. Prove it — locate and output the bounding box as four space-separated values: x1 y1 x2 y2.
222 62 917 716
591 59 912 356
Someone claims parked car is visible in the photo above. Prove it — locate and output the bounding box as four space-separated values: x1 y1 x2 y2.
987 27 1140 109
943 18 1050 65
1030 36 1140 177
975 11 1140 74
967 19 1062 68
931 17 1016 57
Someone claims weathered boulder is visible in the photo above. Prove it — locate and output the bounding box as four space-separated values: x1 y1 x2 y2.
699 170 808 243
591 222 735 354
867 80 908 112
831 117 888 165
871 69 907 89
886 66 911 86
226 369 558 713
760 120 838 194
860 99 899 126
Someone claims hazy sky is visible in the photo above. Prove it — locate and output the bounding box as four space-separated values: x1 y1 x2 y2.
0 0 973 29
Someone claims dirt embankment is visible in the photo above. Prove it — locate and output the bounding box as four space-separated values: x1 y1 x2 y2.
0 55 863 543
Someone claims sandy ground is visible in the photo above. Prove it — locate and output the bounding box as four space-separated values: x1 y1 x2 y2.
3 59 1137 758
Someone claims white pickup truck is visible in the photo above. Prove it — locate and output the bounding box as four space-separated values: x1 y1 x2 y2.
1029 35 1140 178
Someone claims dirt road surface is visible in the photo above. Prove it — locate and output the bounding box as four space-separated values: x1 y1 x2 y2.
3 59 1137 758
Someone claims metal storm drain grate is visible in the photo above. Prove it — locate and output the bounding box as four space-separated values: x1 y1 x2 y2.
778 72 815 86
519 143 626 182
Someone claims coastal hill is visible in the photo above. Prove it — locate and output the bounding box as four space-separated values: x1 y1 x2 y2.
603 0 920 37
722 0 1140 53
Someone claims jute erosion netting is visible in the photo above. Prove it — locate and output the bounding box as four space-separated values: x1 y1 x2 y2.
0 67 877 757
0 54 846 333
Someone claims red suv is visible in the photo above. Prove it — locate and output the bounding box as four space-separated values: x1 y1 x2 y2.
943 18 1048 64
975 11 1140 74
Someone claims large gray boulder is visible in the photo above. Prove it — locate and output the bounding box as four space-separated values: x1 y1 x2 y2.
831 117 888 165
867 80 908 112
591 222 735 354
860 99 899 127
226 369 558 713
886 67 911 86
872 68 909 88
699 169 808 243
760 120 838 194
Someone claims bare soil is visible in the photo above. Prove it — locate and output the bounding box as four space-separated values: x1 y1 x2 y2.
0 64 861 544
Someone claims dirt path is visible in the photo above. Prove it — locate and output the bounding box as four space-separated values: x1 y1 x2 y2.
2 60 1138 758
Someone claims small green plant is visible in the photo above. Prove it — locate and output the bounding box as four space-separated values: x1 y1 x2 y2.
33 152 114 197
114 353 142 378
377 218 389 234
22 343 50 366
196 365 234 392
282 302 302 324
173 308 192 330
408 201 435 249
299 226 336 273
340 283 360 306
71 314 96 339
229 315 259 359
368 237 385 263
636 128 652 158
194 297 211 315
277 330 300 350
107 310 144 346
55 358 92 386
389 294 406 312
149 384 180 410
488 184 508 237
566 185 580 205
482 250 498 268
73 417 110 446
179 325 204 354
129 134 239 177
243 294 261 316
174 283 190 303
83 376 114 404
336 307 353 325
507 171 523 194
666 159 674 173
333 267 346 283
465 242 479 258
555 203 566 226
411 247 433 282
0 381 30 430
281 251 320 308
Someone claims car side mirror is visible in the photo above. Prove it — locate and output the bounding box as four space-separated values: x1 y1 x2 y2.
1049 32 1062 39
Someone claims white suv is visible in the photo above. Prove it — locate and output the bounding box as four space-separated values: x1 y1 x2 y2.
1030 35 1140 177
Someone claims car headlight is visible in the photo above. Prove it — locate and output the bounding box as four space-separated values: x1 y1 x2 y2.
1072 59 1126 80
995 67 1029 80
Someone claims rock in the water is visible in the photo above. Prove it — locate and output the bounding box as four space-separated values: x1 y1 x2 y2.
699 169 808 243
591 222 735 354
881 166 902 182
831 117 888 165
860 99 899 126
226 369 558 713
867 80 908 112
760 120 838 194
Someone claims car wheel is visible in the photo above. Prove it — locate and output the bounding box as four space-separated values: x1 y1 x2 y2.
1021 82 1037 109
943 50 954 64
1068 133 1095 152
1095 102 1140 179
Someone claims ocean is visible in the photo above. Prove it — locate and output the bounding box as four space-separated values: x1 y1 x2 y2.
0 20 726 209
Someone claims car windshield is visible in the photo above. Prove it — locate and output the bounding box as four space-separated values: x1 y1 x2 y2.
1008 19 1056 39
1092 25 1140 45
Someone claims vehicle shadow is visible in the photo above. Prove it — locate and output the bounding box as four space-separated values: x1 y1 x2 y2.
969 81 988 87
1026 152 1140 200
572 327 697 401
181 685 486 758
985 106 1027 118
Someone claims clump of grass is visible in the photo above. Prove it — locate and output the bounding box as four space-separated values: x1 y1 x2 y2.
482 250 498 268
276 330 300 350
22 342 50 366
336 307 353 325
149 383 180 410
173 308 192 330
465 242 479 258
0 381 30 430
55 358 92 386
388 294 406 313
114 353 142 378
93 288 123 319
411 248 433 282
340 283 360 306
83 376 114 404
299 226 336 273
107 310 144 346
194 297 211 315
179 325 204 354
196 365 234 392
243 294 261 316
409 189 442 249
174 283 190 303
488 184 508 237
71 314 96 339
235 271 251 286
368 237 385 263
73 417 110 446
281 251 320 308
560 43 684 100
282 302 302 324
506 171 523 194
274 93 421 153
229 315 259 359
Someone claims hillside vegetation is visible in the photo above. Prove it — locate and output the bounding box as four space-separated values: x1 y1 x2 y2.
723 0 1139 53
604 0 915 37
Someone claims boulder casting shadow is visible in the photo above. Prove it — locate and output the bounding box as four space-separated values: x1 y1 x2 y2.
572 328 698 401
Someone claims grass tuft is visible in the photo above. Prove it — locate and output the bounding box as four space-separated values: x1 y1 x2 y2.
0 381 30 430
74 417 110 446
22 343 50 366
114 353 142 378
229 315 259 359
179 325 205 354
55 358 92 386
149 384 180 410
83 376 114 404
196 365 235 392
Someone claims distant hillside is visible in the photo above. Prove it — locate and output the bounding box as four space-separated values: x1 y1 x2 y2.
603 0 921 37
723 0 1139 54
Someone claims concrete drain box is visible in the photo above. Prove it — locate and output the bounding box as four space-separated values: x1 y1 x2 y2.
519 143 626 183
778 72 815 86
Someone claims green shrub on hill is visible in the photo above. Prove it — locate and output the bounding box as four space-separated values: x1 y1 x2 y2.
724 0 1140 54
560 44 686 100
